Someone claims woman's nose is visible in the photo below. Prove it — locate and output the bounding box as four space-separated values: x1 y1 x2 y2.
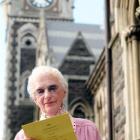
44 89 51 98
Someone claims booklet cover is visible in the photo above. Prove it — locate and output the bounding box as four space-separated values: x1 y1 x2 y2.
22 113 77 140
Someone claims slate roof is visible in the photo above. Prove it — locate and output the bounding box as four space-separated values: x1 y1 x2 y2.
46 20 105 67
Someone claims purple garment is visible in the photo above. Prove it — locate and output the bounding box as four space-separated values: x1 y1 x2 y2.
14 118 101 140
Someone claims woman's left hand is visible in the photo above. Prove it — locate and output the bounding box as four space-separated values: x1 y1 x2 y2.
24 135 36 140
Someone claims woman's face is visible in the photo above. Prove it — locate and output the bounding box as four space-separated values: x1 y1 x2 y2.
32 73 66 117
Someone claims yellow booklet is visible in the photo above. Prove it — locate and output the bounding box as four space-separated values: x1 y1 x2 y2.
22 113 77 140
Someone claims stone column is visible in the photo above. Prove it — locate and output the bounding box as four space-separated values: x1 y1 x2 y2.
127 25 140 140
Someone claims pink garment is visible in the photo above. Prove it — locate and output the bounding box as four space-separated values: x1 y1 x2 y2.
73 118 101 140
14 117 101 140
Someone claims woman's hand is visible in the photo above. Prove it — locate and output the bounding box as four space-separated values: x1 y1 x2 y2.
24 137 35 140
24 135 35 140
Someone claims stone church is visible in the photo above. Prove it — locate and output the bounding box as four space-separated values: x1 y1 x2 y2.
3 0 104 140
86 0 140 140
59 32 96 120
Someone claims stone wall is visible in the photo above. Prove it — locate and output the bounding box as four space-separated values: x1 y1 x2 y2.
111 37 125 140
94 78 109 140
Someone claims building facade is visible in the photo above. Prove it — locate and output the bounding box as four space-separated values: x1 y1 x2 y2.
59 32 96 120
4 0 104 140
86 0 140 140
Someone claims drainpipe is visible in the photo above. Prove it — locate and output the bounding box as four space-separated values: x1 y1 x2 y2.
105 0 111 42
106 45 113 140
105 0 113 140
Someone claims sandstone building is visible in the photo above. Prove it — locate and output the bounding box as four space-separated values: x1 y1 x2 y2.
86 0 140 140
3 0 104 140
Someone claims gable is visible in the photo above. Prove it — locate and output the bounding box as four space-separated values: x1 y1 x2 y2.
67 32 93 57
59 32 95 75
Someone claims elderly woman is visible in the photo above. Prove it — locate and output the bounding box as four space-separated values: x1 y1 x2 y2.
14 66 101 140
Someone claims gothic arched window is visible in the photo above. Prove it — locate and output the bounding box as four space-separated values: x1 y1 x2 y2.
23 78 30 99
21 34 37 48
73 105 86 118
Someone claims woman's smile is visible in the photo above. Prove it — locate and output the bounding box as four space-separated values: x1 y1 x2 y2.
44 101 56 106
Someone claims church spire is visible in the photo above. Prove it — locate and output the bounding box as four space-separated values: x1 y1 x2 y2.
36 9 49 66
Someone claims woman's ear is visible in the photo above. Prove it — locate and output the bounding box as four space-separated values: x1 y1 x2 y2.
64 90 66 95
32 96 38 105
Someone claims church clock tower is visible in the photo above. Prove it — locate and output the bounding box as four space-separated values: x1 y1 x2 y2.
8 0 73 20
4 0 74 140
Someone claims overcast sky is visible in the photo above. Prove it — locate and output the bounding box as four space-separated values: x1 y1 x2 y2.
0 0 105 139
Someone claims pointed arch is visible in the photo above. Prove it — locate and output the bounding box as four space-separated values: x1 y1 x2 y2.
17 23 38 38
69 97 93 120
17 23 38 48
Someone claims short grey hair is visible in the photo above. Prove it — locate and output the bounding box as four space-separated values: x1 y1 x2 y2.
27 65 68 97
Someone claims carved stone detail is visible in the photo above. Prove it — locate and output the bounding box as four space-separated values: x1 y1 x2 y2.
126 25 140 40
135 6 140 21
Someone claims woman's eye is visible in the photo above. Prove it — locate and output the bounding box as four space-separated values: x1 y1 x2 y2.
36 89 45 95
48 85 58 92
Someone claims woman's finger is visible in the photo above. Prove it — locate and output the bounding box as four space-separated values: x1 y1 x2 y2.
24 138 35 140
24 136 35 140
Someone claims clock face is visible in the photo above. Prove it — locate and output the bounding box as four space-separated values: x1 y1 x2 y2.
28 0 54 8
